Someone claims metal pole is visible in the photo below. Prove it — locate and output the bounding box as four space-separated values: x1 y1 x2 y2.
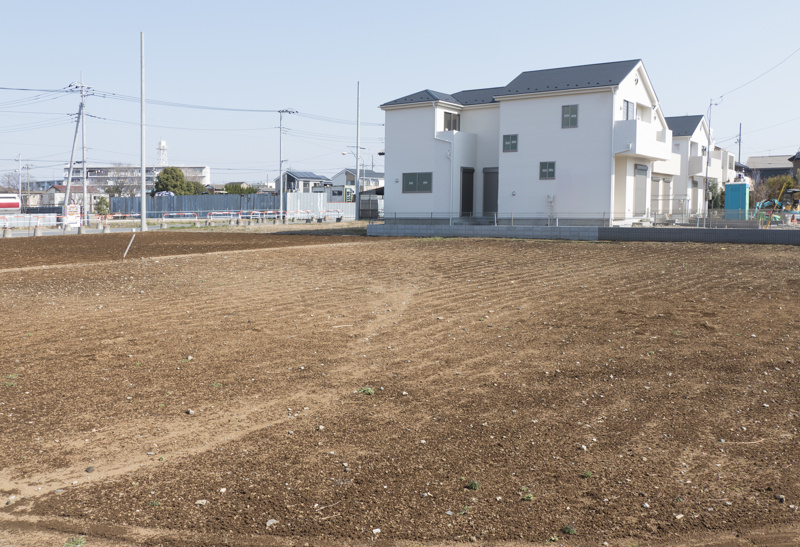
355 81 360 221
140 32 147 232
704 99 715 221
279 110 284 224
64 99 82 226
738 123 742 166
81 82 88 226
16 154 21 197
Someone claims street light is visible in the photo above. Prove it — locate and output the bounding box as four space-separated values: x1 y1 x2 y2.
703 99 719 221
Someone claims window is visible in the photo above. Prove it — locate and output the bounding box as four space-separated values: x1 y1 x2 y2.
503 134 518 152
623 100 635 120
402 172 433 193
539 162 556 180
444 112 460 131
562 105 578 128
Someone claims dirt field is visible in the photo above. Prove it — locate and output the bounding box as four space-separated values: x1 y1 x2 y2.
1 230 799 546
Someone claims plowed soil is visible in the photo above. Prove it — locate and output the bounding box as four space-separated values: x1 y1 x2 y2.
1 230 799 547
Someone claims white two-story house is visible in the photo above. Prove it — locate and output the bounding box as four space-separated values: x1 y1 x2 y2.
380 59 676 226
655 115 734 220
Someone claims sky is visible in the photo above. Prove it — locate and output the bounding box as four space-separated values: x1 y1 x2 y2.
1 0 798 187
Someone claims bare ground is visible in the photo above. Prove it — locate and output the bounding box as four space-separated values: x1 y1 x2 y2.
1 230 799 546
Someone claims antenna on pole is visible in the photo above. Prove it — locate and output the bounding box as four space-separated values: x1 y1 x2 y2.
157 140 168 167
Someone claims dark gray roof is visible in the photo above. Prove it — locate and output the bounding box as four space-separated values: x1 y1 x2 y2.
665 115 704 137
497 60 640 97
382 60 642 108
381 89 461 107
284 171 331 181
452 87 506 106
342 168 384 178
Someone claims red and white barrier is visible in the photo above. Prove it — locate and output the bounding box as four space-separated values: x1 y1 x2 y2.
207 211 239 221
162 212 198 221
323 209 344 221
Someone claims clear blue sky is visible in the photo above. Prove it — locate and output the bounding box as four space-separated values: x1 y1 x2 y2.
1 0 798 186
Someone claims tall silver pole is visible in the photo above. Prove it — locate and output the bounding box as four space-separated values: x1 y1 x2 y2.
81 82 88 226
279 110 284 224
704 99 713 219
140 32 147 231
16 154 21 197
355 81 360 221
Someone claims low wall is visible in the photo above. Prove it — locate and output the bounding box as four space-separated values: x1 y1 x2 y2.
366 224 800 245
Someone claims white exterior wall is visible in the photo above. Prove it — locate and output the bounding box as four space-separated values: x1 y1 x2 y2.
497 89 614 217
609 65 673 221
460 105 499 215
383 105 451 215
382 61 675 225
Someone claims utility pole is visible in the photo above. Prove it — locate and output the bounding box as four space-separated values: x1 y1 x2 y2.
279 110 285 224
64 95 83 227
140 32 147 232
278 109 296 224
81 79 88 228
738 123 742 165
63 81 91 228
355 81 361 221
16 154 21 196
704 98 717 220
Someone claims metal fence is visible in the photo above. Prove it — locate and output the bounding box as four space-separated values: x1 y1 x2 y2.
379 208 800 229
110 194 359 220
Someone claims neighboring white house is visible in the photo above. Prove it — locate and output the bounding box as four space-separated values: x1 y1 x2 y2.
381 59 680 225
654 115 735 218
44 184 106 212
330 168 384 192
274 171 331 193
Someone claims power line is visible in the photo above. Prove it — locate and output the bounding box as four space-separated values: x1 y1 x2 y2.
719 45 800 99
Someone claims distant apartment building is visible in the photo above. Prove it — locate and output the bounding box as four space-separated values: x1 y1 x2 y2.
63 164 211 195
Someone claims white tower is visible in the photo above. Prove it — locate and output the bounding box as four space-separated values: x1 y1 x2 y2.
157 140 168 166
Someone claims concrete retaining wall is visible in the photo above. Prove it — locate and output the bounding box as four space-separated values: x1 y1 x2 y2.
367 223 800 245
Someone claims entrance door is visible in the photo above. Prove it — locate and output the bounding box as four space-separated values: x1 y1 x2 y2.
460 168 474 217
483 169 498 216
634 164 648 216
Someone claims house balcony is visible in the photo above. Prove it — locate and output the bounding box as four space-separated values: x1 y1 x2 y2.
653 152 681 176
688 155 704 176
614 120 671 161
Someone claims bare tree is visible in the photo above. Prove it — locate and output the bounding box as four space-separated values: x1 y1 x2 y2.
1 171 21 190
106 163 140 197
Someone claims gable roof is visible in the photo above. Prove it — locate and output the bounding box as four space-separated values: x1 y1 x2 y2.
496 60 640 97
284 171 331 181
665 115 704 137
340 168 384 178
381 89 461 107
451 87 507 106
382 60 642 108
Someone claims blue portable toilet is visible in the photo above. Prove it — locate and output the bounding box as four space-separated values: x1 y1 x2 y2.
724 182 749 220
